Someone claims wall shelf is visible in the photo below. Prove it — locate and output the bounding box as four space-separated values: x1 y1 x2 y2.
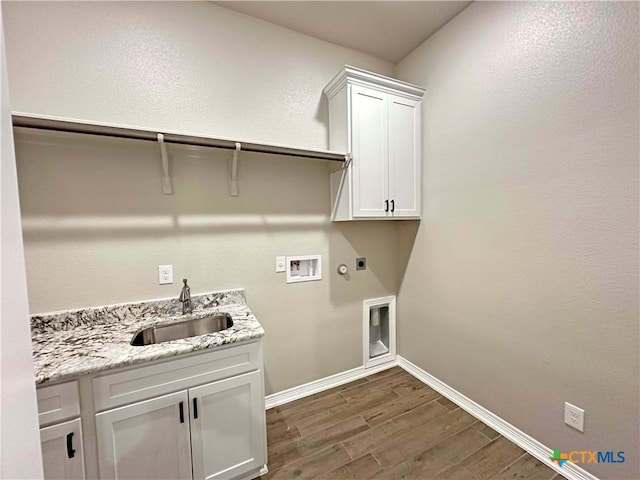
12 114 347 162
12 113 347 197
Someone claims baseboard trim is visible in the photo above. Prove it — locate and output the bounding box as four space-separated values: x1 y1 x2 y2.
397 356 599 480
265 360 397 410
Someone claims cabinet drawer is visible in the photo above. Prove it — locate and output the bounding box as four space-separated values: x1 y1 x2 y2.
93 341 260 411
37 381 80 427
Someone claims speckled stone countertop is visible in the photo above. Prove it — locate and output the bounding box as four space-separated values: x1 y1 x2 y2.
31 288 264 385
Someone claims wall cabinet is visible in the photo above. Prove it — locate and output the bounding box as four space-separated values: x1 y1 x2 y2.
324 65 424 221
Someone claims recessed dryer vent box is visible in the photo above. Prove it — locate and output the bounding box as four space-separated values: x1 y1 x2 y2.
286 255 322 283
363 296 396 369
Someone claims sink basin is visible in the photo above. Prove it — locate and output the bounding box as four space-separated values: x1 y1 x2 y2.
130 313 233 346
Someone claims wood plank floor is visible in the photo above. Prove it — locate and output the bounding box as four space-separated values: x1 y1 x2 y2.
260 367 562 480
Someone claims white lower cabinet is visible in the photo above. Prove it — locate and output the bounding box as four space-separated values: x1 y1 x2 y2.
95 391 192 479
37 381 86 480
94 342 267 480
190 371 265 480
40 418 86 480
96 371 265 480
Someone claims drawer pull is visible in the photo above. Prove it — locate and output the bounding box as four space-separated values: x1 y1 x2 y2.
66 432 75 459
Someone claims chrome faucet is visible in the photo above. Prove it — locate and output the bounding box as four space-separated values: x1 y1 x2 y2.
179 278 192 314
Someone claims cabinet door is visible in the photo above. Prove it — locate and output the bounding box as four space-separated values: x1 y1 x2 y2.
40 418 86 480
95 390 192 480
351 85 389 217
190 370 266 480
388 94 421 218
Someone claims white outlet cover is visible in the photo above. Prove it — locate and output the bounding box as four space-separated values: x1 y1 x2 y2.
564 402 585 432
275 256 286 273
158 265 173 285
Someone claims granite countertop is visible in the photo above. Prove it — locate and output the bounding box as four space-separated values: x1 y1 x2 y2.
31 288 264 385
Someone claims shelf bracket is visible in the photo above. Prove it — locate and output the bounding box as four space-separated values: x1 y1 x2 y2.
230 142 240 197
157 133 172 195
343 152 352 169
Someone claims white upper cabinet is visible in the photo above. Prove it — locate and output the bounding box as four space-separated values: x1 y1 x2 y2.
324 66 424 221
351 85 389 217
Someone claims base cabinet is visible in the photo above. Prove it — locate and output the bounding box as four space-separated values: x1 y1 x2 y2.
37 381 86 480
96 371 265 480
95 391 192 479
190 371 266 480
40 418 86 480
93 342 267 480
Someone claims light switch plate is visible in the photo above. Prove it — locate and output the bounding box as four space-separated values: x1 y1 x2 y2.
275 256 286 273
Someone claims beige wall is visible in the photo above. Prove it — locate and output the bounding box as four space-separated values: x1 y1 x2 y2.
395 2 639 479
3 1 392 150
3 1 398 395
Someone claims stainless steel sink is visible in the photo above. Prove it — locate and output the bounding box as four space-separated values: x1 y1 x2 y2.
130 313 233 346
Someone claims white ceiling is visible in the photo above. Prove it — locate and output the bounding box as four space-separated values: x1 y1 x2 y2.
214 1 472 63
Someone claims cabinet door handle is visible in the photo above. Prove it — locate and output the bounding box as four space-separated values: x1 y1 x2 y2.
391 199 395 212
385 200 389 212
179 401 185 423
193 398 198 419
66 432 75 459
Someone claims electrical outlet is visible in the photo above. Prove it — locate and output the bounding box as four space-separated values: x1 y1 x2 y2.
275 256 286 273
158 265 173 285
564 402 585 432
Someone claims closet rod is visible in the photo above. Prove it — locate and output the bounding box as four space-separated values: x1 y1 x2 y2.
11 115 347 163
